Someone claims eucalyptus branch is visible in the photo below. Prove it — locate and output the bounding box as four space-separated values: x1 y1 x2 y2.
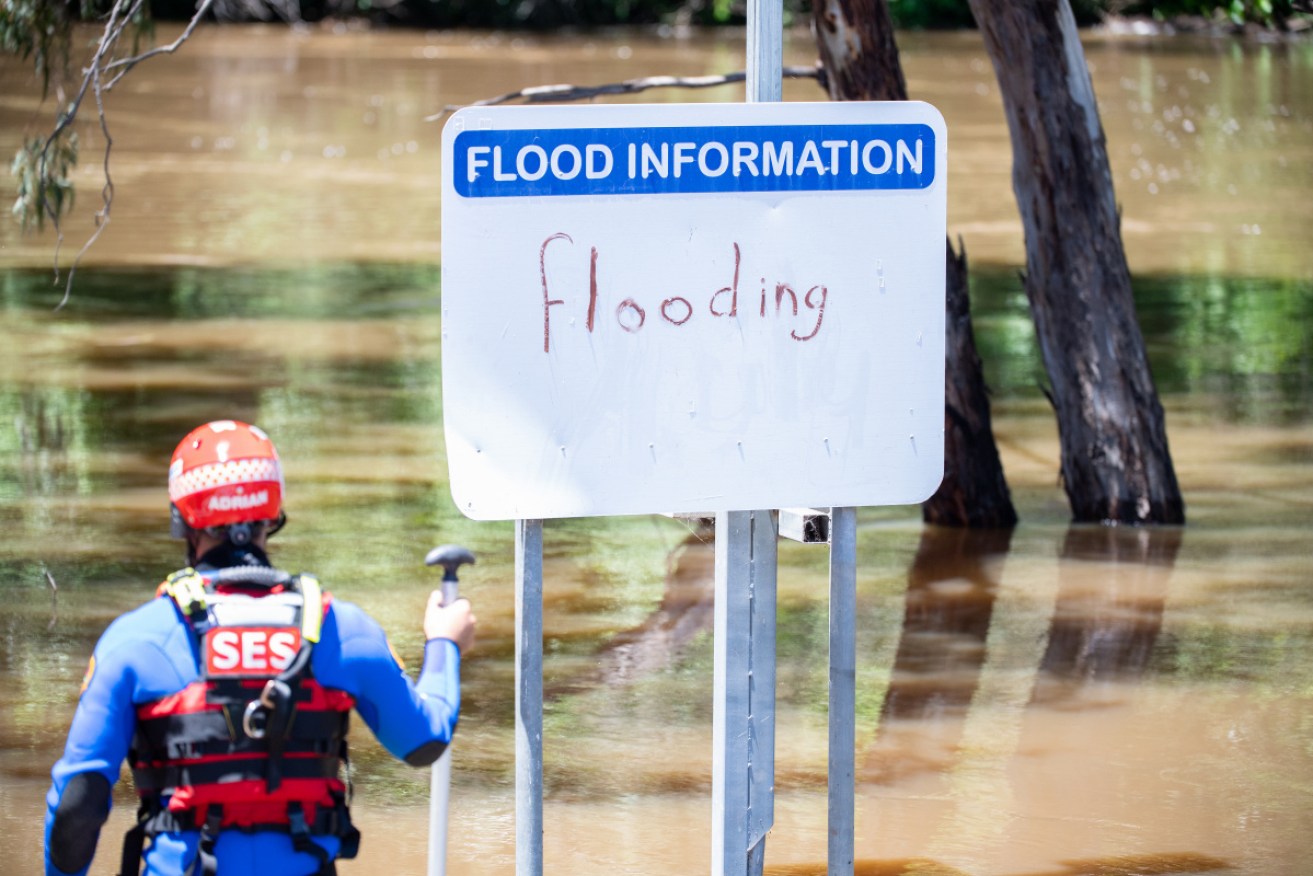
104 0 215 90
33 3 120 264
19 0 215 306
36 0 136 294
58 56 117 309
38 45 101 226
425 65 823 121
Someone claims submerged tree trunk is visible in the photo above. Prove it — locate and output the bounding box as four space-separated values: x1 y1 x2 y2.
927 238 1019 527
965 0 1185 524
813 0 1017 528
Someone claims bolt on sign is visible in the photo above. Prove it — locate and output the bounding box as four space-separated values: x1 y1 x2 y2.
440 102 947 521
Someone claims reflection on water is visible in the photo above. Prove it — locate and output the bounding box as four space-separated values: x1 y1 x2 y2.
768 853 1234 876
882 527 1012 722
969 269 1313 421
1 23 1312 876
1039 526 1181 683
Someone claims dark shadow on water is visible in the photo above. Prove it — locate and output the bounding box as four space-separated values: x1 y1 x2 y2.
1039 525 1184 684
1015 851 1233 875
968 267 1313 424
1 264 440 321
575 518 1187 730
856 521 1188 790
876 523 1187 728
881 526 1014 722
546 528 716 699
767 859 971 876
765 851 1232 876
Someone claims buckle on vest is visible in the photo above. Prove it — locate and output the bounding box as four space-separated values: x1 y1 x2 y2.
242 679 293 740
164 569 209 626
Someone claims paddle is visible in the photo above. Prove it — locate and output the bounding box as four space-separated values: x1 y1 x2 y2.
424 544 476 876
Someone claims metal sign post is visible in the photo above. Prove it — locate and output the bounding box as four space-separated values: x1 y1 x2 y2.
515 519 545 876
746 0 783 104
711 510 778 876
827 507 858 876
710 6 784 876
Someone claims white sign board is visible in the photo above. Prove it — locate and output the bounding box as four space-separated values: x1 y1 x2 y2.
441 102 946 521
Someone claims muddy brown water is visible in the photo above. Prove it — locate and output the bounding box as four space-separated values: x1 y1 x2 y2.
1 23 1311 876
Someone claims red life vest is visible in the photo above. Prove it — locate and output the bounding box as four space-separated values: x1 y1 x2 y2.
129 567 356 834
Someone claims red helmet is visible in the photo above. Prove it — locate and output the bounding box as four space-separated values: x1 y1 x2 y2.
168 420 284 533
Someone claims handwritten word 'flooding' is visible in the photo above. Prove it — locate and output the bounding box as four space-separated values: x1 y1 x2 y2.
539 233 828 353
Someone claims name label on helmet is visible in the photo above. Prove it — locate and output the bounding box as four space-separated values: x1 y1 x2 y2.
207 490 269 512
205 626 302 676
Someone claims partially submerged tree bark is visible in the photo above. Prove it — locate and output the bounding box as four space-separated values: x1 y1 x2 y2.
965 0 1184 524
813 0 1017 529
928 238 1019 527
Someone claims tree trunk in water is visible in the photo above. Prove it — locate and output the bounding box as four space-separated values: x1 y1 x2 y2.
813 0 1017 528
927 238 1018 528
965 0 1185 524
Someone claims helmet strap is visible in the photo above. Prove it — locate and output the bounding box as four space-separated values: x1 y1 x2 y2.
266 511 288 537
170 504 190 539
173 504 285 566
194 538 272 571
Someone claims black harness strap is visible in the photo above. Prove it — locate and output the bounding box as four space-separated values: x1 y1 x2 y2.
132 751 341 794
117 804 149 876
258 679 295 793
287 802 338 876
119 797 357 876
187 805 224 876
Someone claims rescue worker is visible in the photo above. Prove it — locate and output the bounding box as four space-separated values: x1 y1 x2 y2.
44 419 477 876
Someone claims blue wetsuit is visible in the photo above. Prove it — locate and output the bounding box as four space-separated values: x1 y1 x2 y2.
44 576 461 876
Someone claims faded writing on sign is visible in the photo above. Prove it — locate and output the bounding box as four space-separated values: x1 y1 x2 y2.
539 232 828 352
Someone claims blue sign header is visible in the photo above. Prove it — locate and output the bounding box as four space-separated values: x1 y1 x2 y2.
453 123 936 198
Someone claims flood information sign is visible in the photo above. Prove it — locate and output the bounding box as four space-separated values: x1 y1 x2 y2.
441 102 947 521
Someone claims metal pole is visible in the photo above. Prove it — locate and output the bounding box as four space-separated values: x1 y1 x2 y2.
747 509 777 873
827 507 857 876
427 568 460 876
712 510 777 876
712 511 751 876
515 519 544 876
716 5 783 875
724 5 782 872
746 0 784 104
429 753 452 876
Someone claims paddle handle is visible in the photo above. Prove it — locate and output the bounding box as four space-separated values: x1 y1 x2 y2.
428 575 458 876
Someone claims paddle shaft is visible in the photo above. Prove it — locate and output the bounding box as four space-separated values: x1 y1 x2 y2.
427 573 459 876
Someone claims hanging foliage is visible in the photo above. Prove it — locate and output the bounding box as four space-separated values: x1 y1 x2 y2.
11 131 79 233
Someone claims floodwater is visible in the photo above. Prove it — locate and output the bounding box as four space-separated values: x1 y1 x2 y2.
1 22 1311 876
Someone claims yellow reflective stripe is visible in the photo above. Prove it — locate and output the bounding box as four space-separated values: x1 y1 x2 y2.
386 637 406 671
299 574 323 644
164 568 208 617
80 655 96 696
